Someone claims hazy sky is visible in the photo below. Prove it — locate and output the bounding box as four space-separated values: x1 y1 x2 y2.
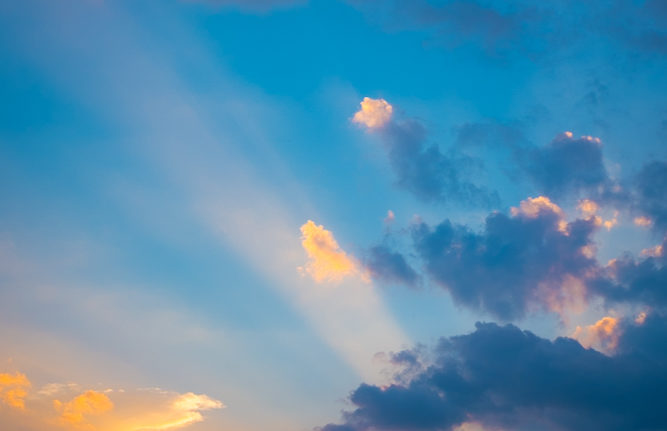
1 1 667 430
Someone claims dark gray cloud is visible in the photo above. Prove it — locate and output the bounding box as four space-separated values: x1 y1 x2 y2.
318 315 667 431
412 200 597 320
591 237 667 309
453 123 615 200
365 245 420 288
378 119 500 207
519 133 611 199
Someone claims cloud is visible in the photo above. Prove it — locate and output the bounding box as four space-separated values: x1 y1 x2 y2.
452 124 622 204
1 372 224 431
299 220 367 283
571 316 620 353
317 315 667 431
353 99 499 207
634 216 652 227
131 392 224 431
590 237 667 309
365 245 420 288
352 97 393 129
576 199 618 231
412 196 597 320
54 390 114 428
0 372 31 410
519 132 611 199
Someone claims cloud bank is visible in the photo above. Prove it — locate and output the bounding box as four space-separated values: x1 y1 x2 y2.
318 314 667 431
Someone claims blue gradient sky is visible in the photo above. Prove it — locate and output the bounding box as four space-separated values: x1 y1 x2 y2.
1 1 667 431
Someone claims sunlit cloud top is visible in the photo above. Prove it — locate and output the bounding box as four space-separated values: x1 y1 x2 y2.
299 220 367 283
352 97 393 129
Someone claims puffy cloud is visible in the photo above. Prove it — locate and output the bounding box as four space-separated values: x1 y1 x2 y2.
520 132 610 199
299 220 366 283
365 245 420 288
54 390 114 428
511 195 565 218
317 315 667 431
572 316 621 353
0 372 30 410
412 196 597 320
590 234 667 308
352 97 393 129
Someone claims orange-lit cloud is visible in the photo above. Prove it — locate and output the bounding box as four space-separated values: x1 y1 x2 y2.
512 196 564 218
602 215 618 231
352 97 393 129
572 316 620 353
634 216 652 227
511 196 567 232
453 422 494 431
577 199 599 218
128 391 224 431
54 390 114 428
641 244 664 257
539 274 588 322
1 372 224 431
299 220 366 283
576 199 617 231
0 372 31 410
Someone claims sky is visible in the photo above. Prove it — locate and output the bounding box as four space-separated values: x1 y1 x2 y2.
1 1 666 430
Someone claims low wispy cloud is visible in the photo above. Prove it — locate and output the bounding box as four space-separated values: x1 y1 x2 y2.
0 371 224 431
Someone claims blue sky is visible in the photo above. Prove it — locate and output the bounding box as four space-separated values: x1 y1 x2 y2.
1 1 667 430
